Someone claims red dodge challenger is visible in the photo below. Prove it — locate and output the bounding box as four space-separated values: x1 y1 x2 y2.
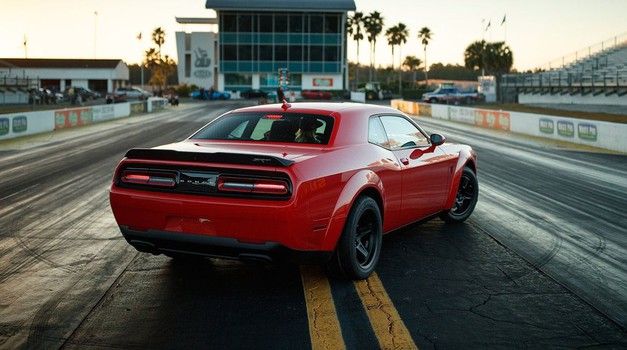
109 102 478 279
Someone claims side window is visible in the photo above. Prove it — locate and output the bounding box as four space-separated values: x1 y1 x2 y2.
380 116 429 150
368 117 389 148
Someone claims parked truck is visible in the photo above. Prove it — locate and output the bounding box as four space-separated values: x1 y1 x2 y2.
422 86 484 105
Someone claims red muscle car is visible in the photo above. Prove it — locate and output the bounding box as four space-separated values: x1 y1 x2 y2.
109 102 478 279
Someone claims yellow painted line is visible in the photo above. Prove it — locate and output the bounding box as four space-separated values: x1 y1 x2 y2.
300 265 346 350
354 272 418 350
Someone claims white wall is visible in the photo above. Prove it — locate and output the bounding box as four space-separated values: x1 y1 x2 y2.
391 99 627 153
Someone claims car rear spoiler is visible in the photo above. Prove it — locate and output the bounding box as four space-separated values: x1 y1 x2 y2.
124 148 295 167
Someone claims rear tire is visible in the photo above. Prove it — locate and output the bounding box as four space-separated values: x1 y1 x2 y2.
326 196 382 280
440 167 478 223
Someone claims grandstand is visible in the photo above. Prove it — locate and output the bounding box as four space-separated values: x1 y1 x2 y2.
501 33 627 106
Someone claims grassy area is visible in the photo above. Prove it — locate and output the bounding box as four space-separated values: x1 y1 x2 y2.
472 103 627 124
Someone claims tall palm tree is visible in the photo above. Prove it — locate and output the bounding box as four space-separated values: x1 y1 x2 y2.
347 12 365 89
364 11 384 81
403 55 422 89
418 27 433 85
464 40 513 101
386 23 409 93
151 27 166 60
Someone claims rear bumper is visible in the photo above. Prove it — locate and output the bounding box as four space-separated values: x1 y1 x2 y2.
119 226 333 264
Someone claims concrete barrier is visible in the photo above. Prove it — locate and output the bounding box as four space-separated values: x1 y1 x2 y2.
0 98 168 142
391 99 627 153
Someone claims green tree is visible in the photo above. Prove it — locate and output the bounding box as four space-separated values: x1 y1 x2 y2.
418 27 433 84
364 11 384 81
403 55 422 89
347 12 365 89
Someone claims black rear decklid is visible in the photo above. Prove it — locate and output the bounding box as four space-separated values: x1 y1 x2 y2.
124 148 295 167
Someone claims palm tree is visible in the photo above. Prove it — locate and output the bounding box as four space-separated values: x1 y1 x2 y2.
403 55 422 89
418 27 433 85
364 11 384 81
464 40 513 101
386 23 409 93
151 27 166 60
347 12 365 89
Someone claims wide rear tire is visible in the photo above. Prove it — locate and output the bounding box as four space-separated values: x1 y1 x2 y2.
326 196 382 280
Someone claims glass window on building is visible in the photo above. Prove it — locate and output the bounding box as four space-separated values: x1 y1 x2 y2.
289 14 303 33
239 45 253 60
324 14 340 33
260 73 279 87
225 73 252 86
237 14 253 32
310 45 323 61
324 46 339 61
259 14 273 32
309 14 324 33
185 33 191 51
222 13 237 32
289 45 303 61
259 45 273 60
223 45 237 60
275 14 287 33
275 45 288 61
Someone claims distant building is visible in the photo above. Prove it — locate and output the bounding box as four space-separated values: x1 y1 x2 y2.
175 0 356 93
0 58 129 98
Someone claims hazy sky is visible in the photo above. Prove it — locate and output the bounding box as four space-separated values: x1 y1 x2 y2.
1 0 626 71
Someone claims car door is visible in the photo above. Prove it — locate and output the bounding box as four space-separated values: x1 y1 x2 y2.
378 115 455 224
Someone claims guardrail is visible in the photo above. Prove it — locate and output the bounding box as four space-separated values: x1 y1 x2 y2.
391 99 627 153
0 98 168 141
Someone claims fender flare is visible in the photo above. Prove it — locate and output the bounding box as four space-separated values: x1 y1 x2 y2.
444 147 477 209
319 169 384 250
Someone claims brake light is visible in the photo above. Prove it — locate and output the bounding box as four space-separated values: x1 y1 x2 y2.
121 170 176 188
217 177 288 195
264 114 283 120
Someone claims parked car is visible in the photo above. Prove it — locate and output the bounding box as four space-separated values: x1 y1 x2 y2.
422 87 484 105
240 89 268 99
64 86 101 101
109 102 478 280
105 93 127 104
114 87 152 100
301 90 333 100
191 90 231 100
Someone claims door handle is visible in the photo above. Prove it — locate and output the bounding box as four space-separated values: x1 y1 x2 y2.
400 157 409 165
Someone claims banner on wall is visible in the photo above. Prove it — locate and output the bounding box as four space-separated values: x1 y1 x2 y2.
474 109 510 131
54 108 91 129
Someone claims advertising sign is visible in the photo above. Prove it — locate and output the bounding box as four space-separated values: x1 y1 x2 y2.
474 109 510 131
54 108 91 129
313 78 333 87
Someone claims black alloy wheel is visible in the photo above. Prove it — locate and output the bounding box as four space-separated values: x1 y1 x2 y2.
440 167 478 223
326 196 382 280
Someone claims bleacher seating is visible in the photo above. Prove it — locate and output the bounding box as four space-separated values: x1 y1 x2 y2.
501 34 627 104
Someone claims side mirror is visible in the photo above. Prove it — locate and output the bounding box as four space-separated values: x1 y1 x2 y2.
430 133 446 146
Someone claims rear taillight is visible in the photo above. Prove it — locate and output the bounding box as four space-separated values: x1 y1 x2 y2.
217 177 288 195
121 170 176 188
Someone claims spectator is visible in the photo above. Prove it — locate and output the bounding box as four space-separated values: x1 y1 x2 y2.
277 86 285 102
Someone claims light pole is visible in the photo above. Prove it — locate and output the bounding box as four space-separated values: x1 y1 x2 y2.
94 11 98 58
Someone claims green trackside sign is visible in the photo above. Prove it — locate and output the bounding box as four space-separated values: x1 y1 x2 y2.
539 118 554 134
577 123 598 141
0 118 8 136
12 116 27 133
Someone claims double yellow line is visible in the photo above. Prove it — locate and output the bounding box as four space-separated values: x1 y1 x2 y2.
301 266 418 350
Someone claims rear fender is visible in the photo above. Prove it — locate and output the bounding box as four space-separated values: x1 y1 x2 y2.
444 148 477 209
319 170 383 250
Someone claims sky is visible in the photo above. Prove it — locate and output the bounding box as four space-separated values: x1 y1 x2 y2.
1 0 626 72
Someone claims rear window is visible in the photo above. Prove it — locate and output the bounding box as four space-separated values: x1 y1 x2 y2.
191 112 334 145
